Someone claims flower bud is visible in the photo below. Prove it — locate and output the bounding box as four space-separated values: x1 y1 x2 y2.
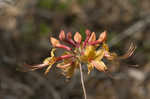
85 29 91 37
66 32 76 47
98 31 107 43
67 32 72 39
83 29 91 47
50 37 72 51
88 32 96 42
59 30 65 40
74 32 82 44
50 37 60 47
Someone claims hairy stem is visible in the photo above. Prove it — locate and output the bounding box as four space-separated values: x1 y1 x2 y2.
79 64 87 99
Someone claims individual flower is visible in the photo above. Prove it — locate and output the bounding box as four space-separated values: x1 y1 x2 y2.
25 29 136 78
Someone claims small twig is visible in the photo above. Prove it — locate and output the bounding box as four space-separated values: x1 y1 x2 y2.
79 63 87 99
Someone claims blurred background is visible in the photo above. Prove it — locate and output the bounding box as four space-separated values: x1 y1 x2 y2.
0 0 150 99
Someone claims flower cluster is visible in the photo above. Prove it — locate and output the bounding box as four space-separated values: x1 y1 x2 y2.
25 30 136 78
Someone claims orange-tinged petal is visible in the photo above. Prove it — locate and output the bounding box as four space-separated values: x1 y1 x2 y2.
88 32 96 42
57 63 72 69
74 32 82 44
50 37 60 47
81 45 96 62
98 31 107 43
44 64 53 75
95 49 105 60
43 58 56 74
92 61 108 72
61 61 79 78
43 57 51 64
63 66 75 78
50 48 56 57
59 30 65 40
87 64 94 74
43 48 57 74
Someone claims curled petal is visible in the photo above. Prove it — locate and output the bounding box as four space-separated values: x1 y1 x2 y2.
63 66 76 78
62 61 78 78
74 32 82 44
57 62 72 69
59 30 65 40
88 32 96 42
92 61 108 72
59 59 79 78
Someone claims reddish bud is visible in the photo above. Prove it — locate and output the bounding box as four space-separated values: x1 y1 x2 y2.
98 31 107 43
88 32 96 42
59 30 65 40
83 29 91 47
65 32 76 47
74 32 82 44
50 37 60 47
89 31 107 45
85 29 91 36
67 32 72 39
50 37 72 51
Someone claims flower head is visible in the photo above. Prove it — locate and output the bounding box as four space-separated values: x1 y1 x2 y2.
25 30 136 78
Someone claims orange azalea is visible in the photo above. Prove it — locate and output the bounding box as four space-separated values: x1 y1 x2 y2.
25 29 136 78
